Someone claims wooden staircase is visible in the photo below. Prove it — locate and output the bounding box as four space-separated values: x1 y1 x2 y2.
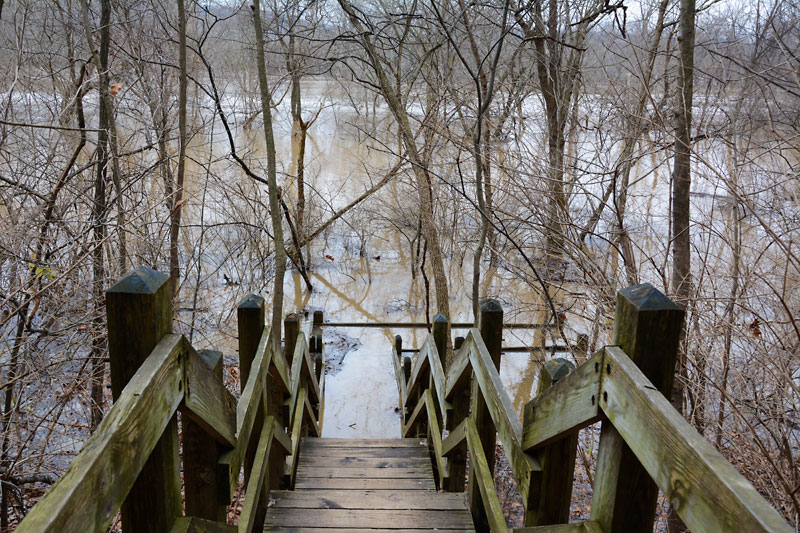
16 269 794 533
264 438 474 532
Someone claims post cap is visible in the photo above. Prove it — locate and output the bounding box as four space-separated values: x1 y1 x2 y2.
238 294 265 309
479 299 503 313
107 266 168 295
619 283 683 312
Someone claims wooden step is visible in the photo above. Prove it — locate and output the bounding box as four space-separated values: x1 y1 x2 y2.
265 438 474 532
269 490 467 510
513 522 602 533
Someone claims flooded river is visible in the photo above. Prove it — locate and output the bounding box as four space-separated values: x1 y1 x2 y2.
178 79 556 437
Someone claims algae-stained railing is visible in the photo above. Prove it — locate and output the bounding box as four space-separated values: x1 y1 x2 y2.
392 284 792 533
17 267 324 533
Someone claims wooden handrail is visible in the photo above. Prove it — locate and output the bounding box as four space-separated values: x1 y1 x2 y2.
238 416 278 533
601 346 791 533
521 350 603 452
183 344 237 447
465 418 508 533
404 335 448 427
390 286 793 533
17 334 185 532
18 268 326 533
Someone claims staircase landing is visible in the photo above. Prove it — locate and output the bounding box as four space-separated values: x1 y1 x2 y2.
264 438 474 532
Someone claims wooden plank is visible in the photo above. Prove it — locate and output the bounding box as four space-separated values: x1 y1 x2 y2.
601 346 792 533
272 424 291 454
239 417 275 533
264 508 474 529
303 385 321 437
296 467 433 479
302 333 322 406
288 339 304 419
269 334 291 394
299 447 428 459
17 334 184 533
425 389 448 486
219 326 273 501
525 358 579 527
170 516 237 533
321 321 548 329
269 489 468 510
514 522 602 532
265 349 289 503
405 351 430 410
237 326 271 436
183 346 237 447
469 325 521 442
264 527 475 533
465 418 509 533
431 315 449 397
301 438 426 447
294 478 436 490
402 394 427 437
522 352 602 452
290 333 321 406
442 418 467 457
469 328 539 501
423 334 449 422
288 386 307 488
444 337 472 400
591 283 685 533
445 358 470 493
184 349 227 521
298 456 432 468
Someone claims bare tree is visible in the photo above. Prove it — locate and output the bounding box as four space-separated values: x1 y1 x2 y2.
252 0 287 340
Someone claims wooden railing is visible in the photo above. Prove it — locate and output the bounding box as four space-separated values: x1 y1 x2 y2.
16 266 324 533
392 284 792 533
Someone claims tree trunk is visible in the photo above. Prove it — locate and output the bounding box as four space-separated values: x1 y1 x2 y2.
80 0 112 432
171 0 188 299
338 0 451 344
668 0 695 529
252 0 287 341
672 0 695 304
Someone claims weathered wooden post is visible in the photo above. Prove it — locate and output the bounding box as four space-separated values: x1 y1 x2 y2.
432 314 448 370
469 299 503 531
311 311 323 383
524 357 578 526
284 313 299 368
267 321 289 495
183 349 227 521
411 355 431 439
402 356 412 390
395 334 403 362
237 294 269 525
454 336 465 350
446 333 470 493
431 314 449 487
576 333 589 363
590 283 684 532
313 309 323 329
106 267 181 532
